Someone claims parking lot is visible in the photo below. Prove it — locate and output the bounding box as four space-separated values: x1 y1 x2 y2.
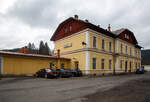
0 74 149 102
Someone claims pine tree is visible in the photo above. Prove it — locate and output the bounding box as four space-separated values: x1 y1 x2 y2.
39 41 45 54
45 42 50 55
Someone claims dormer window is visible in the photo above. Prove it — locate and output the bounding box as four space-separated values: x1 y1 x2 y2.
65 26 67 33
69 25 72 32
125 34 129 39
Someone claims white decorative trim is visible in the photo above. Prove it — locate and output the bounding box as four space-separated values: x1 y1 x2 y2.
61 48 114 56
86 31 90 48
86 51 90 74
0 56 3 74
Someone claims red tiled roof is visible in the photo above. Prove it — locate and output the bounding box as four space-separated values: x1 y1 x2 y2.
0 51 70 60
50 17 116 41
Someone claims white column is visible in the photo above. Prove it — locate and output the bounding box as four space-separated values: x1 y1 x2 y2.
86 51 90 74
86 31 90 48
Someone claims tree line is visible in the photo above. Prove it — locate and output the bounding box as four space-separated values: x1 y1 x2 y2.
26 40 53 56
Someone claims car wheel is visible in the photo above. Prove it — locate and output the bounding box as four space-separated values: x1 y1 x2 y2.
44 74 48 78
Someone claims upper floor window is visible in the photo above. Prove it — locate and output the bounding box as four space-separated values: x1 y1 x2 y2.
93 36 97 48
65 26 67 33
121 43 123 53
101 58 105 69
109 42 112 52
92 58 96 69
102 39 105 50
135 49 138 57
109 59 112 69
130 47 132 56
125 34 129 39
69 25 72 32
126 45 128 54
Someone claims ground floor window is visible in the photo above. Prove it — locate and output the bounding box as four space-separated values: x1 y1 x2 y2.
125 61 128 72
109 59 112 69
61 63 65 69
50 62 54 69
101 59 105 69
120 60 123 70
136 62 137 69
92 58 96 69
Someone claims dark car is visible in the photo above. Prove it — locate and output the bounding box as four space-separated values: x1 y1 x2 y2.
69 69 83 77
136 69 144 74
35 68 58 78
56 69 72 78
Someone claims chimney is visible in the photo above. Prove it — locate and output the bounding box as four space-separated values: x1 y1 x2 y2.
85 19 88 23
57 49 60 58
74 15 78 20
108 24 111 32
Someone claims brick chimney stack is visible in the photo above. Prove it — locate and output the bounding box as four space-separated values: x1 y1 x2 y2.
74 15 78 20
107 24 111 32
57 49 60 58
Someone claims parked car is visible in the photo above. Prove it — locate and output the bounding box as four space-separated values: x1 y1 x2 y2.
136 69 144 74
35 68 58 78
56 69 72 78
69 69 83 77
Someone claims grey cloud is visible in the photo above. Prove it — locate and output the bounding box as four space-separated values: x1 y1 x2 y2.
0 0 150 49
8 0 61 28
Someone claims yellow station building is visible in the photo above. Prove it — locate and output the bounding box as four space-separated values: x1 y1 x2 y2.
51 15 142 74
0 15 142 76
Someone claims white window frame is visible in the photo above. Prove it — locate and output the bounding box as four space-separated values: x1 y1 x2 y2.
102 39 105 50
130 47 132 56
126 45 128 54
121 43 123 54
109 41 112 52
92 57 96 69
109 59 112 69
93 36 97 48
101 58 105 69
120 60 123 70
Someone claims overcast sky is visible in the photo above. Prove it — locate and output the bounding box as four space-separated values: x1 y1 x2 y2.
0 0 150 50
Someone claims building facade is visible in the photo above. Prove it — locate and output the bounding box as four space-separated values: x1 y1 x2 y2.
51 15 142 74
0 51 70 75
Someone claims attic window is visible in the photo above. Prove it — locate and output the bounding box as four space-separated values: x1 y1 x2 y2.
65 26 67 33
125 34 129 39
69 25 72 32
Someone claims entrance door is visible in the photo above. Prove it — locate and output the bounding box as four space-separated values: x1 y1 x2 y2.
125 61 128 72
75 61 79 70
0 57 2 74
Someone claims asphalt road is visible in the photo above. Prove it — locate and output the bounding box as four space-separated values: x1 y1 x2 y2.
0 74 149 102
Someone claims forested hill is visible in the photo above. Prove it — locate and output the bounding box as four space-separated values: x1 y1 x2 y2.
141 49 150 65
